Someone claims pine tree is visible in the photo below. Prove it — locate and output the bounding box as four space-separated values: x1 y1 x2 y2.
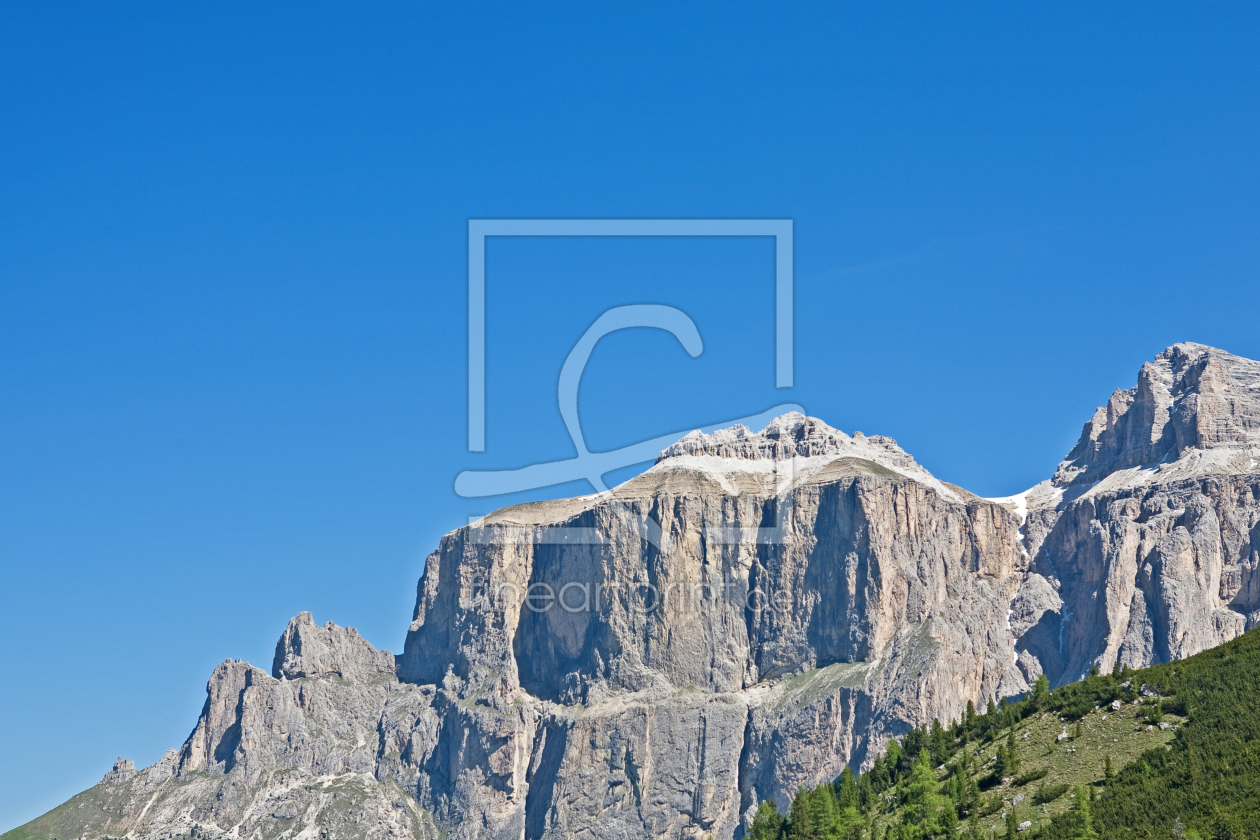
900 750 951 839
836 766 859 810
942 799 959 833
809 784 840 838
930 718 951 766
858 772 873 810
902 726 928 774
786 787 817 840
885 741 903 784
748 801 787 840
1104 754 1113 785
869 755 889 793
1005 810 1019 840
1005 728 1020 777
1032 674 1050 710
1072 785 1099 840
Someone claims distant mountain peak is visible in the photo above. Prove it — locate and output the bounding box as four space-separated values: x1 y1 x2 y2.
658 412 903 462
655 411 963 501
1053 342 1260 488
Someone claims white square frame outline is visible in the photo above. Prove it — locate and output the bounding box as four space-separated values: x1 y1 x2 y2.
467 218 794 451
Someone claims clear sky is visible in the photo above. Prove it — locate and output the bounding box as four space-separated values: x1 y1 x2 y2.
2 3 1259 831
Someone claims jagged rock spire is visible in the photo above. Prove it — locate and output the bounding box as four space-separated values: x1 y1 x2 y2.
1054 343 1260 487
271 611 395 683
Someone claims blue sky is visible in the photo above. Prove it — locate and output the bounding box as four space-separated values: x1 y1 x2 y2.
2 3 1259 830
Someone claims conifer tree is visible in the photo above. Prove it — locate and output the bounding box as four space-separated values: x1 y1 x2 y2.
900 750 951 839
786 787 817 840
1005 728 1020 777
858 772 873 810
902 725 928 774
836 766 859 810
1072 785 1099 840
967 808 981 840
810 784 840 838
885 741 903 783
1032 674 1050 710
930 718 951 766
748 801 787 840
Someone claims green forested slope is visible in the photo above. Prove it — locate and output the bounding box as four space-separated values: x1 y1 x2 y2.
747 627 1260 840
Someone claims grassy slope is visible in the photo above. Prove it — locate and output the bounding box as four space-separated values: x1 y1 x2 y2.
855 626 1260 839
1071 628 1260 840
870 695 1182 836
0 782 147 840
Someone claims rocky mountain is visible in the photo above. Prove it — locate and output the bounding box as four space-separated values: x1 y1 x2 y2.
12 342 1260 840
1020 342 1260 683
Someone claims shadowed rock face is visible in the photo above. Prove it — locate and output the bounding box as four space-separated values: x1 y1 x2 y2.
20 343 1260 840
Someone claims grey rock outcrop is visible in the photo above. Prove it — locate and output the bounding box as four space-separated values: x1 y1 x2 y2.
397 413 1031 835
1011 344 1260 683
1052 343 1260 488
272 611 397 682
101 758 137 783
18 342 1260 840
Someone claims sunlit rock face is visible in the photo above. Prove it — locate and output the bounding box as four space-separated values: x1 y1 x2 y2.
1022 343 1260 685
395 412 1029 837
22 343 1260 840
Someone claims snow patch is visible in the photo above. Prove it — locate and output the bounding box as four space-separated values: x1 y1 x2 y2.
986 489 1030 525
984 481 1065 560
654 414 964 502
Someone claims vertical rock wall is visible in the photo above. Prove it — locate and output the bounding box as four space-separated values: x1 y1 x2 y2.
24 343 1260 840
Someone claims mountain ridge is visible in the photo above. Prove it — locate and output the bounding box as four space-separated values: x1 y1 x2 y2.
12 342 1260 840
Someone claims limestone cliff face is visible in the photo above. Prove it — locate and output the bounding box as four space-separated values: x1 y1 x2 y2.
1014 344 1260 685
21 343 1260 840
393 416 1030 837
1052 343 1260 488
